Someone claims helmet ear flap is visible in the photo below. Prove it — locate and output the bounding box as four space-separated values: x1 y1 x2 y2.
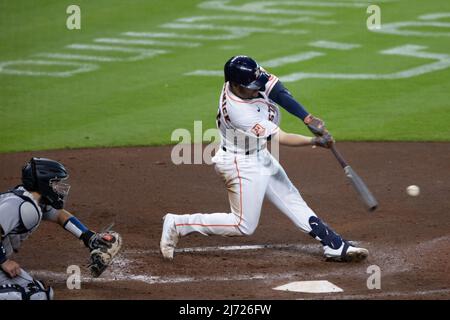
21 158 37 192
30 158 39 191
224 56 235 83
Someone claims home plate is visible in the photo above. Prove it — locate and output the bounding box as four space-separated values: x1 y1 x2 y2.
273 281 343 293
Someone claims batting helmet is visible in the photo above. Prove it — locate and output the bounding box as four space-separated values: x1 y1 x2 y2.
22 158 70 209
224 55 269 90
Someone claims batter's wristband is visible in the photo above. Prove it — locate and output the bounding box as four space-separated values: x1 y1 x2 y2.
0 242 7 265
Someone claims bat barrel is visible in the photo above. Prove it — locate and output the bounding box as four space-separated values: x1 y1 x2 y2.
344 166 378 211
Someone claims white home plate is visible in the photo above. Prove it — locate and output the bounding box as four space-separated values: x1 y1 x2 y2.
273 281 343 293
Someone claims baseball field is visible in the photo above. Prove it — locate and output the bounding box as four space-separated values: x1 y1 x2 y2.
0 0 449 300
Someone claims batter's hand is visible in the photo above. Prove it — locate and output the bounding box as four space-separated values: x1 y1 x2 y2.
1 259 21 278
304 114 327 136
312 133 335 148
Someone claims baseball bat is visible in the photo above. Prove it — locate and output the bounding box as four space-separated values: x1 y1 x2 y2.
330 144 378 211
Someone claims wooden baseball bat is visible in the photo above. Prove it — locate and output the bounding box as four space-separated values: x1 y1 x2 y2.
330 144 378 211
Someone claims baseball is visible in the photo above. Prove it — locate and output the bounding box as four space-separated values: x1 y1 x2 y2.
406 185 420 197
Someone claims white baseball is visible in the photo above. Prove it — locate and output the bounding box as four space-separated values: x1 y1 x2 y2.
406 185 420 197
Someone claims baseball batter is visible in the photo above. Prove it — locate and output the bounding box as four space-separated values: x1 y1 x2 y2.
161 56 368 262
0 158 121 300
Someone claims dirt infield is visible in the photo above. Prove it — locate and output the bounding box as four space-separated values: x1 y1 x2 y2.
0 142 449 300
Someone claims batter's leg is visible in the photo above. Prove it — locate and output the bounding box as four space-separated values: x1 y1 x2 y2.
160 155 270 259
264 157 316 233
265 156 369 262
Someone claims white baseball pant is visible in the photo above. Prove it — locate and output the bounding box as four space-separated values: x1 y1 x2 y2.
172 148 316 237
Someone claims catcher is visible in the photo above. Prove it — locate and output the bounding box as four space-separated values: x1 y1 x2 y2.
0 157 122 300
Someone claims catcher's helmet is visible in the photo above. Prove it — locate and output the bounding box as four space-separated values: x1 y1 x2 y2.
224 55 269 90
22 157 70 209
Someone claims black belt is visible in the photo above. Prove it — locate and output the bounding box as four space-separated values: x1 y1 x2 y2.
222 146 261 155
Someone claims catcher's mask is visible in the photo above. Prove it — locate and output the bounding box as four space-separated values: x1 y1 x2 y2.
224 55 269 91
22 157 70 209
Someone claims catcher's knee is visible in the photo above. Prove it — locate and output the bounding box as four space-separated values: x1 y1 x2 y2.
0 280 53 300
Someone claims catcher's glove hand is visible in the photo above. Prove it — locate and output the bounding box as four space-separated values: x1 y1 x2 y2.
304 114 328 136
86 231 122 278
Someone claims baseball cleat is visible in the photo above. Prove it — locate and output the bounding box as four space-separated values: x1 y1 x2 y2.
324 241 369 262
160 214 179 260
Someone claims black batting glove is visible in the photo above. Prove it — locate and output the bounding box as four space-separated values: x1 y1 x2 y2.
312 133 335 148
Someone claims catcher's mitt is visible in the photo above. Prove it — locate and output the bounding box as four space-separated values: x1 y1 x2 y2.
87 231 122 278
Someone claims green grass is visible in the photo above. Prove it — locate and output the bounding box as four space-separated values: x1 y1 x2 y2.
0 0 449 152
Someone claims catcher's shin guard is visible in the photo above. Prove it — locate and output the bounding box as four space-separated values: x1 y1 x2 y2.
0 284 27 300
0 280 53 300
27 280 54 300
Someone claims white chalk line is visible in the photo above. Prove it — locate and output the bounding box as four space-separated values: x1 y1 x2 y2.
176 15 336 26
282 44 450 81
157 22 308 40
0 59 98 77
2 5 447 78
66 44 166 54
199 0 395 13
381 44 448 60
38 266 449 299
185 70 223 76
124 31 243 41
125 242 323 255
29 262 410 288
198 1 332 16
185 51 324 76
25 242 336 286
372 20 450 37
36 53 119 62
309 40 361 50
419 13 450 21
31 235 450 294
28 236 449 298
261 52 325 68
187 44 450 81
30 269 301 286
65 44 168 62
161 22 307 35
94 38 200 48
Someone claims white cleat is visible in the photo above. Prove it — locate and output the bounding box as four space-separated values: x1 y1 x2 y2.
324 241 369 262
160 214 179 260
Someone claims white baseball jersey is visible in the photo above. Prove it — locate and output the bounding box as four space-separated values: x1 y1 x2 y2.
170 74 317 239
216 74 280 154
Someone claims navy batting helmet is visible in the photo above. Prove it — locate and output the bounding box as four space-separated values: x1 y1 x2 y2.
22 158 70 209
224 56 269 90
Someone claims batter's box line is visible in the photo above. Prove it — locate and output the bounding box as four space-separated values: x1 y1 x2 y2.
124 241 363 255
30 269 306 286
123 242 341 255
